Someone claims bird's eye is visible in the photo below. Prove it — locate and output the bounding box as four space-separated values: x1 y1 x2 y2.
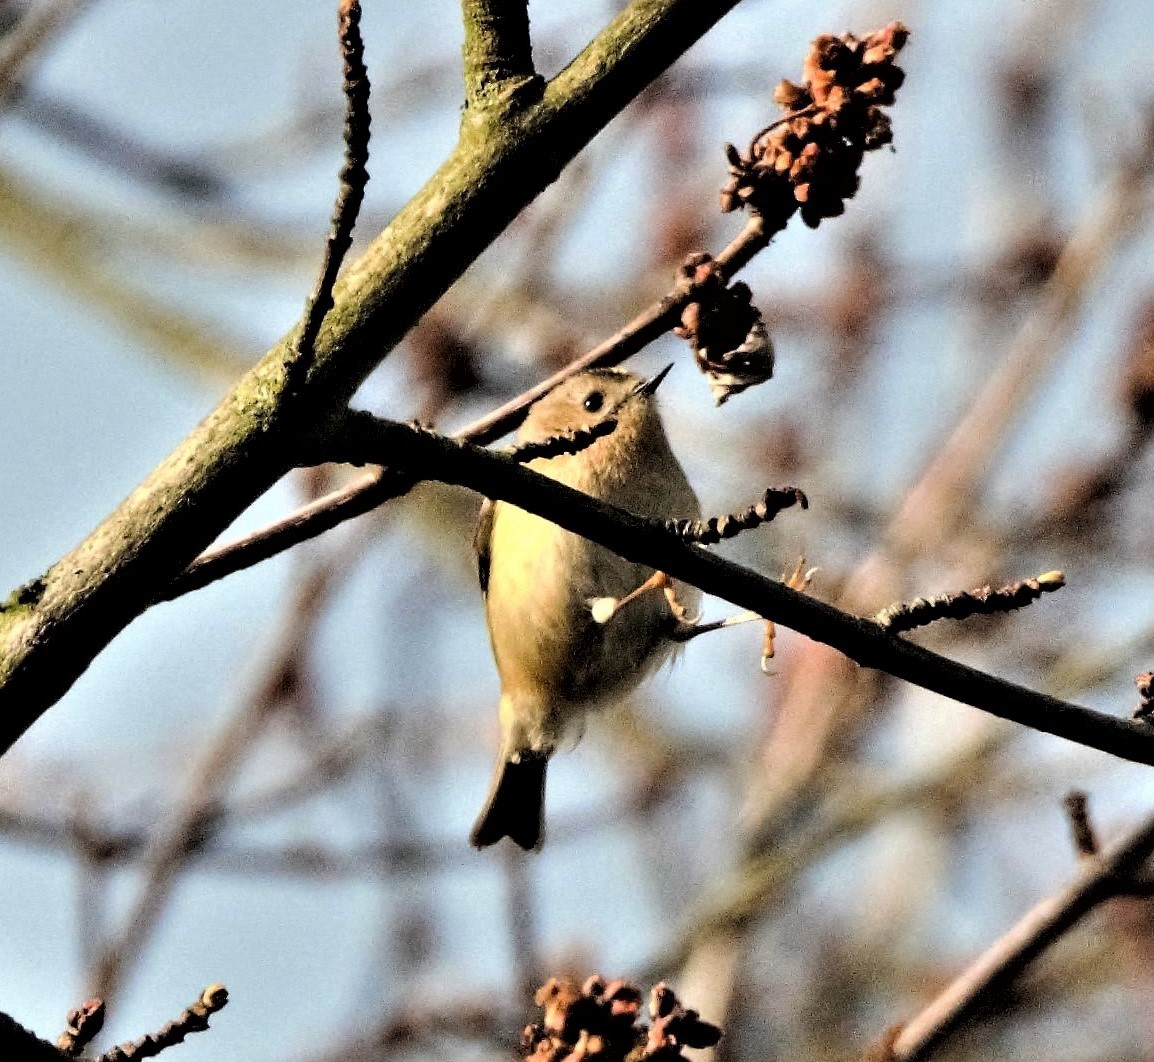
583 391 605 413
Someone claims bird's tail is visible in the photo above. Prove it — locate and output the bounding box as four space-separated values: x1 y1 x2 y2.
470 750 548 850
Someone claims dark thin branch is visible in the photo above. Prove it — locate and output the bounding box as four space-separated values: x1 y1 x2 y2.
158 469 408 602
875 571 1066 633
1064 790 1099 858
886 810 1154 1061
285 0 372 391
0 1011 68 1061
505 417 619 463
328 414 1154 768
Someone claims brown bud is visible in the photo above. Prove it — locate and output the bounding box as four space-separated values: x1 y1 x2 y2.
774 78 811 109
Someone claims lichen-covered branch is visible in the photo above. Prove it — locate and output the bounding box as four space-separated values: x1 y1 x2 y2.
461 0 541 113
0 0 749 756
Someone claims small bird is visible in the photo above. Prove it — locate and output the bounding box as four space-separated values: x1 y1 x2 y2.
472 366 700 849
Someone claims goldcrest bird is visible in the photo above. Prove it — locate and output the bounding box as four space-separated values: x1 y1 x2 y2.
471 365 700 850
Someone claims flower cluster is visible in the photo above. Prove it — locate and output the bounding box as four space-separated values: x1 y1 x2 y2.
674 253 774 405
522 977 720 1062
721 22 909 228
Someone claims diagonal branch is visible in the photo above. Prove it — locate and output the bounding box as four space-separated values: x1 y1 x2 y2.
328 414 1154 768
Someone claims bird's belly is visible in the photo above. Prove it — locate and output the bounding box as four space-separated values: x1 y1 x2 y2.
486 508 672 721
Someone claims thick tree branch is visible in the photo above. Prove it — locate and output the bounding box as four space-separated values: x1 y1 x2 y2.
461 0 541 112
328 415 1154 768
0 0 748 755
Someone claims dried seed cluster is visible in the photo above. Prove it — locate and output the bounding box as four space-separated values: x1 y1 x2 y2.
523 977 720 1062
1134 672 1154 721
721 22 909 228
675 253 774 405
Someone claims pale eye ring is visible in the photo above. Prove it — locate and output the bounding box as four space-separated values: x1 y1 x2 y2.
583 391 605 413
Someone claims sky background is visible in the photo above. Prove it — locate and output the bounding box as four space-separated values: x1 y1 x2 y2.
4 0 1154 1059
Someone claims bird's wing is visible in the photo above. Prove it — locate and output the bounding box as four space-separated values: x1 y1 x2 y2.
474 497 495 595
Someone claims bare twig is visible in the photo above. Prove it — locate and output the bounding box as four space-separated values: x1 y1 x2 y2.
285 0 372 392
1064 790 1099 858
666 486 808 545
159 468 407 601
504 417 619 463
95 984 228 1062
874 571 1066 633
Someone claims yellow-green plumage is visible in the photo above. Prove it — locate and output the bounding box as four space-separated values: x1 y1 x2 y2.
472 368 700 850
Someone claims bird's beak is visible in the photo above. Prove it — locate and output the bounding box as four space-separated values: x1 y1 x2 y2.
633 363 674 397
